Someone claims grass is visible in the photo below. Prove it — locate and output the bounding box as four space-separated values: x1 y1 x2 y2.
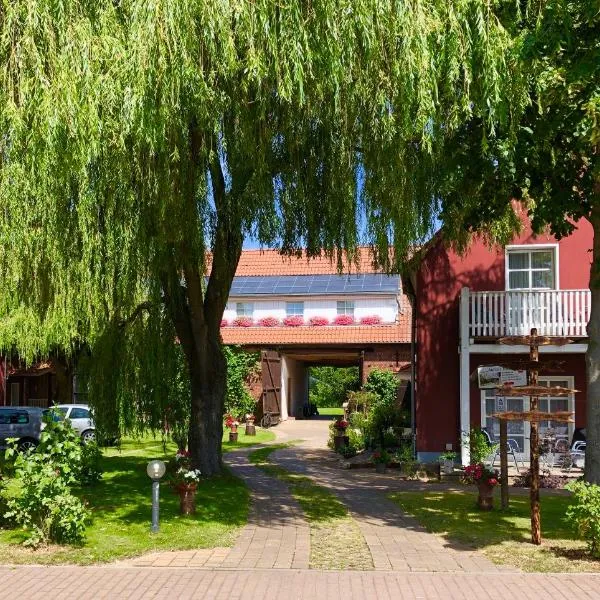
388 489 600 572
249 445 372 570
222 426 275 451
0 436 249 565
317 407 344 416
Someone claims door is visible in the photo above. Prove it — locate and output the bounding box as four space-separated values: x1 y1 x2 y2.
261 351 281 416
10 383 19 406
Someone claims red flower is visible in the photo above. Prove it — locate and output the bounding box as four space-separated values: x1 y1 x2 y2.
309 316 329 326
232 316 253 327
258 316 280 327
220 319 229 327
334 315 355 326
283 315 304 327
335 420 349 428
360 315 382 325
488 478 498 486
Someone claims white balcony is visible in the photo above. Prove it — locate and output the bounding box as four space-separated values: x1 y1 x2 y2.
466 289 591 338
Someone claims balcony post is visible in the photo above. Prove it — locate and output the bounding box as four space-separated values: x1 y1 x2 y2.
459 287 471 466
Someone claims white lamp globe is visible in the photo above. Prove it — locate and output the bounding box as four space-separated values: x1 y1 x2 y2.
146 459 166 480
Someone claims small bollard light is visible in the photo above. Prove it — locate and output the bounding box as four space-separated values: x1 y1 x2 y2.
146 459 166 533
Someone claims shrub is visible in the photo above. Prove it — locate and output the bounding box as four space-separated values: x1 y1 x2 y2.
309 366 360 408
333 314 355 325
513 468 567 489
80 442 103 486
223 346 259 419
395 442 413 463
309 316 329 326
566 481 600 557
258 316 280 327
463 428 495 465
283 315 304 327
4 449 89 546
360 315 382 325
232 316 253 327
364 369 400 406
338 444 357 459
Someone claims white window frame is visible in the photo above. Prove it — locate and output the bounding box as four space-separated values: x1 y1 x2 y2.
336 300 355 316
236 302 254 317
480 375 575 459
505 244 559 291
286 301 304 317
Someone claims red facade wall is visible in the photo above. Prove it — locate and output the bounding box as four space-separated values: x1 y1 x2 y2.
415 208 592 454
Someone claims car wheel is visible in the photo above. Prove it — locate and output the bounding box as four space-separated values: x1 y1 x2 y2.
81 429 96 444
18 438 38 452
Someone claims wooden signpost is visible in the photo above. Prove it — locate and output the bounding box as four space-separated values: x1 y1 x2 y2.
492 328 576 545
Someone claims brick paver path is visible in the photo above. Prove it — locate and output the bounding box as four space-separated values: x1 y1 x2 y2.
2 566 600 599
124 448 310 569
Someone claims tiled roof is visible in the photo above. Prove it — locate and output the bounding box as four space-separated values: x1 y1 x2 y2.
221 305 412 346
227 248 387 276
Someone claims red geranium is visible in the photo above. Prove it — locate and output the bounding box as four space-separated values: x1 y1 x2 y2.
232 316 253 327
220 319 229 327
283 315 304 327
258 316 280 327
463 463 499 486
334 315 355 326
360 315 382 325
224 414 239 428
309 316 329 326
335 419 349 428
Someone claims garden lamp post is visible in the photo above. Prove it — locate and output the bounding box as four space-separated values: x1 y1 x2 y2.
146 459 166 533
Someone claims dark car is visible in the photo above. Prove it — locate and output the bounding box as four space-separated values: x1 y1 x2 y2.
0 406 44 451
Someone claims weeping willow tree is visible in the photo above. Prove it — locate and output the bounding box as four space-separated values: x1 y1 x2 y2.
0 0 523 474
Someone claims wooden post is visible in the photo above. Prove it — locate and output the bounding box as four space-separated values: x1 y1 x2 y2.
499 419 509 509
529 328 541 545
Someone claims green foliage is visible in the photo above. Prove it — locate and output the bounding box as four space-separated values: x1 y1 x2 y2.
223 347 260 420
364 370 401 406
4 449 89 547
464 428 495 466
309 367 359 408
79 442 103 487
566 481 600 557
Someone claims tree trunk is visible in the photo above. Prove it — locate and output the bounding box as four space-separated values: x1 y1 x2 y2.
585 207 600 483
188 328 227 476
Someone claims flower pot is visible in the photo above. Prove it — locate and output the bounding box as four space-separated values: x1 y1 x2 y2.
245 423 256 436
440 459 454 475
230 423 238 434
334 435 348 450
375 462 387 474
476 481 495 511
176 483 197 515
229 431 239 443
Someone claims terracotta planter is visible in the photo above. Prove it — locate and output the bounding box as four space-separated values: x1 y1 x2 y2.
229 431 239 442
176 483 198 515
230 423 238 433
477 481 495 511
245 423 256 436
375 462 387 474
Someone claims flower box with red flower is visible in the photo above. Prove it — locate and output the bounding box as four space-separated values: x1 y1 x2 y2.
283 315 304 327
360 315 382 325
220 319 229 327
309 316 329 326
333 314 355 325
334 419 349 432
232 316 253 327
258 316 280 327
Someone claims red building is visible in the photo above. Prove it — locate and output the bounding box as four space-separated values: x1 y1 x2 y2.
413 204 592 464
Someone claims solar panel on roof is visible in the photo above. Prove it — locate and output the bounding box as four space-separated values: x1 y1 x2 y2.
228 273 400 296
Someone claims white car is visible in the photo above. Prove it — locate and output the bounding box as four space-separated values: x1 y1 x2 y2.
44 404 96 443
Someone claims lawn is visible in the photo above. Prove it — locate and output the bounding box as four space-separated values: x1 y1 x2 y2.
317 407 344 416
249 445 372 570
222 426 275 450
388 489 599 572
0 436 251 565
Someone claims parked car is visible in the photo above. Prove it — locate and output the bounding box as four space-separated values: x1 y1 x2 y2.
44 404 96 443
0 406 44 451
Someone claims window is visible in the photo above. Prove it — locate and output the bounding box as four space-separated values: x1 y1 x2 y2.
337 301 355 316
507 248 556 290
70 407 90 420
286 302 304 316
0 410 28 425
236 302 254 317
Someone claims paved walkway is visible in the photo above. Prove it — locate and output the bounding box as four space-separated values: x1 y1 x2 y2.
2 566 600 599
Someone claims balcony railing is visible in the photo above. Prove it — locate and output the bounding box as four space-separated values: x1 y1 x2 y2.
467 289 591 338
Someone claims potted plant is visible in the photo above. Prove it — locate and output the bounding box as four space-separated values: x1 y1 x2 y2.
372 449 390 473
245 414 256 436
172 466 202 515
439 451 457 475
225 414 239 442
333 419 349 450
463 463 499 510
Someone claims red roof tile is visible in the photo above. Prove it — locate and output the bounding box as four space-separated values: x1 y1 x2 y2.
212 248 389 277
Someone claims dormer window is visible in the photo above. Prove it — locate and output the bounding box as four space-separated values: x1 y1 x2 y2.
507 247 556 290
236 302 254 317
